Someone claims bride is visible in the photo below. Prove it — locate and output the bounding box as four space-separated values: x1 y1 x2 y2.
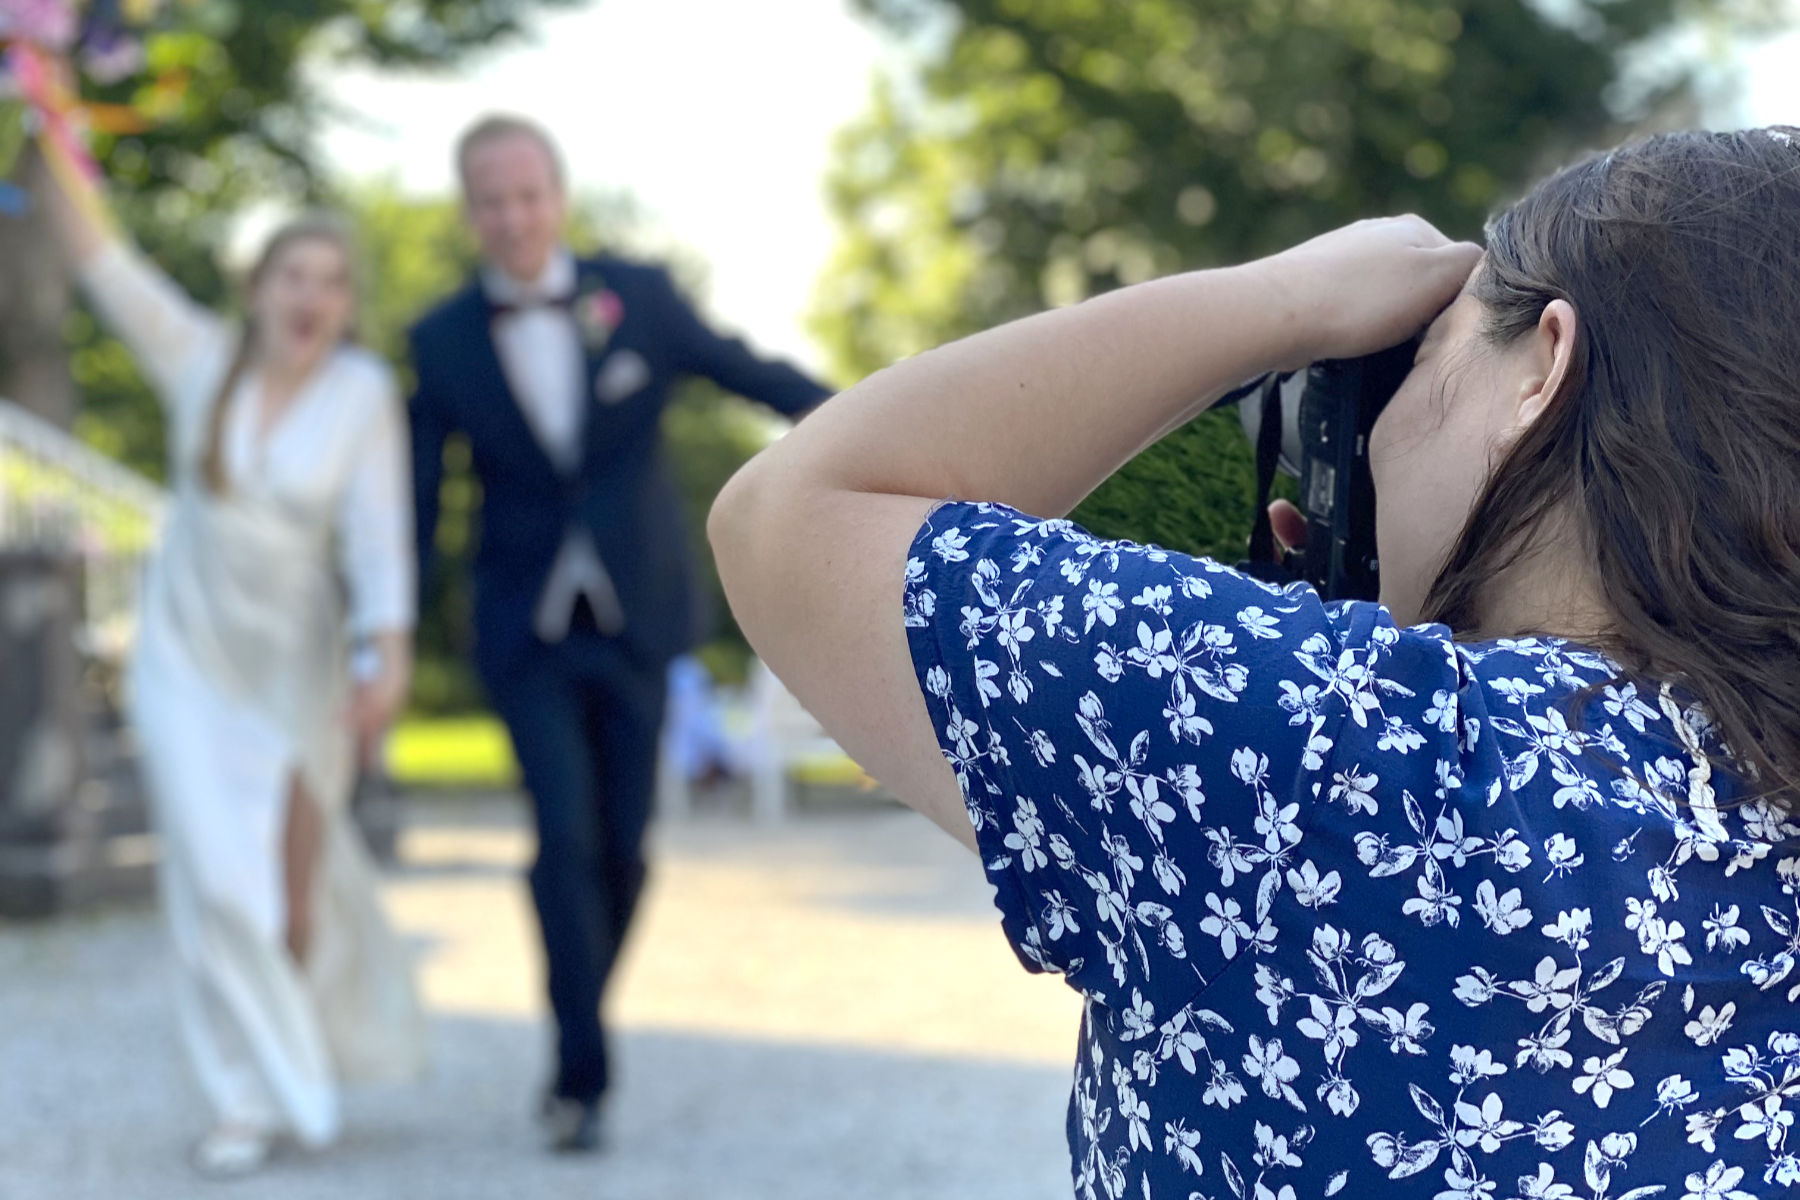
39 121 428 1173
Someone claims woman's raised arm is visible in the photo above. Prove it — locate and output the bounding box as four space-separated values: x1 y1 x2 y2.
31 58 225 405
709 217 1480 845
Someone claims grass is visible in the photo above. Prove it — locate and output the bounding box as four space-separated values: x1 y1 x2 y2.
386 714 872 791
386 715 519 788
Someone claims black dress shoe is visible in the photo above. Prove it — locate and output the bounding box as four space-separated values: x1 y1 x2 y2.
543 1095 601 1153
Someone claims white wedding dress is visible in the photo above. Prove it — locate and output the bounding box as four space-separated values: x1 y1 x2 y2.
82 244 428 1147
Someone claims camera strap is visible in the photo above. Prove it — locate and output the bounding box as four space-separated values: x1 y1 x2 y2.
1239 374 1292 584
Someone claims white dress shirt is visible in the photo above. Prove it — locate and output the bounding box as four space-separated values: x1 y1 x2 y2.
484 249 626 642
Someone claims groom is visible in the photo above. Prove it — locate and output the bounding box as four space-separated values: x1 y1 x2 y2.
409 115 829 1151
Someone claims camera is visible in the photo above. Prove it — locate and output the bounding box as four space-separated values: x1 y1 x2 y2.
1222 339 1418 602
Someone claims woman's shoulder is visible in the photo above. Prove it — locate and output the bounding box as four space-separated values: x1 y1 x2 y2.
1406 636 1800 844
906 499 1468 693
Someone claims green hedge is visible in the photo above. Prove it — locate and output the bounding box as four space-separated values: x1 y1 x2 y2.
1070 407 1259 563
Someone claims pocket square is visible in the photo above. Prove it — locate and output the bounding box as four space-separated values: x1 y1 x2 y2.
594 349 651 404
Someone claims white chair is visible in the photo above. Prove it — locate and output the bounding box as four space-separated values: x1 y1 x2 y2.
745 658 853 824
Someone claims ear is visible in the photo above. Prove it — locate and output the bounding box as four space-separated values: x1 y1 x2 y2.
1515 299 1578 429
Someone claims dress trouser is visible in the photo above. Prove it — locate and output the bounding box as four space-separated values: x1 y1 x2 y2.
489 603 667 1103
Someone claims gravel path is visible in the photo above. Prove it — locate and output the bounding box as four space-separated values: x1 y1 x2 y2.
0 796 1082 1199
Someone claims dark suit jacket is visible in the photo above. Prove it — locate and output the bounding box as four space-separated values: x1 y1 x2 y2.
409 255 830 685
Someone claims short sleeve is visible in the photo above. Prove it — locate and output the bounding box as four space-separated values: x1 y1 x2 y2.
904 500 1365 1015
336 359 416 637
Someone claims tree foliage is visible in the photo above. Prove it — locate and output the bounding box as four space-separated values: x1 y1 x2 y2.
813 0 1764 560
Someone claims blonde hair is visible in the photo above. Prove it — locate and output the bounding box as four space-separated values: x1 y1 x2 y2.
455 114 566 190
200 213 359 494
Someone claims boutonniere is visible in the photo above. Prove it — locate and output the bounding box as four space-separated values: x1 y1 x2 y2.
573 281 625 353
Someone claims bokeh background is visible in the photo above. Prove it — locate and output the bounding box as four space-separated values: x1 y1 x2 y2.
1 3 1796 1195
7 0 1796 752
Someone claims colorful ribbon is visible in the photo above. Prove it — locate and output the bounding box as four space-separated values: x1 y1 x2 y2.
9 41 102 184
0 42 115 229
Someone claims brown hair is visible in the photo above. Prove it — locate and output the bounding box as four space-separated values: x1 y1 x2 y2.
454 114 565 190
1420 127 1800 813
199 214 359 493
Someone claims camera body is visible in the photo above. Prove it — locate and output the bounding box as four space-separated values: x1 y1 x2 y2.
1229 339 1418 602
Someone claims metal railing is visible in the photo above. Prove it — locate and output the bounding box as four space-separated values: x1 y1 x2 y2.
0 399 166 660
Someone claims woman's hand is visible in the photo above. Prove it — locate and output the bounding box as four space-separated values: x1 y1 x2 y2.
346 633 412 770
1257 215 1484 367
26 48 121 270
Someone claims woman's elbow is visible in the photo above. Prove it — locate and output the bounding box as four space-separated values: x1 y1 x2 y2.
708 455 776 604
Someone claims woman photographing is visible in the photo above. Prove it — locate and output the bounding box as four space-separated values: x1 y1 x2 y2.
714 129 1800 1197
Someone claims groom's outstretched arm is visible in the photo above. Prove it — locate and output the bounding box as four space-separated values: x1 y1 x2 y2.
653 267 832 418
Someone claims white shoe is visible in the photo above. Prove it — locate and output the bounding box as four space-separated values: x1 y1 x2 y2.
191 1124 275 1178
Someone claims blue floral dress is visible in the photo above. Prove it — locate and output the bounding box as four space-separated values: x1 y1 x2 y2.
904 501 1800 1200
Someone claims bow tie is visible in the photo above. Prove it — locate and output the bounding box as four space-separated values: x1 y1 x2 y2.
486 289 576 320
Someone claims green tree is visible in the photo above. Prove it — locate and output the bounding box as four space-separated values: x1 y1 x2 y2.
3 0 586 430
813 0 1767 560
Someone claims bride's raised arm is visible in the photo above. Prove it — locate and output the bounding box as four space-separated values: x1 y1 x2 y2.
34 68 226 409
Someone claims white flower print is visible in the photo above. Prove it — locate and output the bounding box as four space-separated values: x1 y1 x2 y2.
1004 799 1049 870
1131 583 1174 617
1544 834 1585 879
1278 679 1330 725
1083 578 1124 633
1423 688 1460 732
1328 767 1380 816
1161 677 1214 746
1649 1073 1699 1121
1199 892 1254 959
1238 605 1282 640
1625 897 1694 976
1204 1057 1248 1109
1572 1049 1635 1108
1515 1162 1577 1199
1242 1035 1306 1111
1163 1119 1203 1175
1733 1092 1793 1153
973 656 1003 706
1603 682 1661 733
1402 870 1463 928
930 525 971 562
1685 1003 1735 1048
1127 621 1178 679
1542 909 1593 952
1492 676 1546 707
1682 1160 1756 1200
1041 890 1081 940
1474 880 1534 935
902 503 1797 1199
1740 801 1800 846
1286 860 1342 909
1371 1002 1435 1056
1453 1092 1523 1153
1252 1120 1304 1169
1378 715 1427 754
1450 1045 1509 1086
